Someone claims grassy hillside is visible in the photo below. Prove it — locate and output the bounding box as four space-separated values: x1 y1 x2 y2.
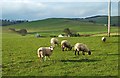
2 18 118 37
2 18 119 77
81 16 119 26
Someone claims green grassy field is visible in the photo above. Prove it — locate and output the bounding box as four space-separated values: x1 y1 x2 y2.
0 26 2 77
2 35 118 76
1 19 119 76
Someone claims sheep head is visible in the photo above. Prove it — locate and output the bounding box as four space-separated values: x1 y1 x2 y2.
102 37 106 42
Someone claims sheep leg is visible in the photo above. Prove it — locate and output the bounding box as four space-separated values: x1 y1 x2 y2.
68 48 71 51
57 43 59 46
44 56 46 61
82 52 85 55
42 56 46 61
41 57 44 62
38 52 43 62
65 48 67 51
78 51 80 55
39 57 42 62
75 49 77 55
62 47 64 51
48 56 51 60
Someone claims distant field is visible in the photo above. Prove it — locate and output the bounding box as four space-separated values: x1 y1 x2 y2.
2 18 118 36
2 19 119 76
81 16 119 25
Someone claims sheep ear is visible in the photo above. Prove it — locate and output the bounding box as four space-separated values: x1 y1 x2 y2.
49 46 51 49
50 46 54 48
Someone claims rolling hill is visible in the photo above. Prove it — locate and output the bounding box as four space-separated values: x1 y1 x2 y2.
1 15 119 27
2 16 119 37
81 15 119 26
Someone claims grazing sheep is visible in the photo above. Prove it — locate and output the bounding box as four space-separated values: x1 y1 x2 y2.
50 38 59 47
37 46 54 61
35 33 40 38
74 43 91 55
61 40 72 51
102 37 106 42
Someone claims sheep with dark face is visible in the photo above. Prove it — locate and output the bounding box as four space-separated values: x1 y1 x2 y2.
61 40 72 51
74 43 91 55
37 46 54 61
102 37 106 42
50 38 59 47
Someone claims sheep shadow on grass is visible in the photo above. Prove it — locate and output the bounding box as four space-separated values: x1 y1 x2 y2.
60 59 101 62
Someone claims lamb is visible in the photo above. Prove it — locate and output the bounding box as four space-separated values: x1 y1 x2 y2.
37 46 54 61
74 43 91 55
61 40 72 51
50 38 59 47
102 37 106 42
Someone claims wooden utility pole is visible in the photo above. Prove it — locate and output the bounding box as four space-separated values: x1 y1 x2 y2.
108 0 111 37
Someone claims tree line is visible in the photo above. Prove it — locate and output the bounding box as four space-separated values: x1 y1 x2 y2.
0 19 29 26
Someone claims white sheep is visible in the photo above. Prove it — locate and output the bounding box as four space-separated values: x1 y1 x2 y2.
50 38 59 47
37 46 54 61
61 40 72 51
102 37 106 42
74 43 91 55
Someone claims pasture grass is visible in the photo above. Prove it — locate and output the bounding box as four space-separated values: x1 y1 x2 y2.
0 26 2 77
2 35 118 76
1 20 119 76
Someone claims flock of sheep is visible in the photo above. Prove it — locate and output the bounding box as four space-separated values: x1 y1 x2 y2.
37 37 106 62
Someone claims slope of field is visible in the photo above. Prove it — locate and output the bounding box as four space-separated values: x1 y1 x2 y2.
2 18 118 36
81 16 119 26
